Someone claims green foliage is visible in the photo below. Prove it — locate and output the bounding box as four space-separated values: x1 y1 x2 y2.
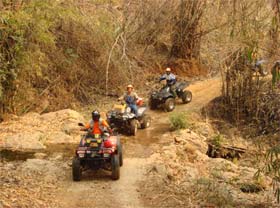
258 145 280 203
0 0 121 113
169 112 189 130
210 134 224 147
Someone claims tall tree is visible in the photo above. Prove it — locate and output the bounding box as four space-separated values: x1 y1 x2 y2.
170 0 205 59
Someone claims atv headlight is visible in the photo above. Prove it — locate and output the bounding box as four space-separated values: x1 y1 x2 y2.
78 153 85 158
104 132 110 137
126 107 131 113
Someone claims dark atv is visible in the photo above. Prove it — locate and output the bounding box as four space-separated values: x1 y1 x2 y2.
251 59 268 76
72 123 123 181
107 102 151 136
149 81 192 112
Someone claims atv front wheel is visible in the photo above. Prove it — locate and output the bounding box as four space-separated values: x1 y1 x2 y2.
182 90 192 104
164 98 175 112
72 157 81 181
140 115 151 129
111 154 120 180
149 99 157 110
117 138 123 167
130 119 138 136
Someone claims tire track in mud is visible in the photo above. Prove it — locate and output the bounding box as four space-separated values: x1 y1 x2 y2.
58 77 221 208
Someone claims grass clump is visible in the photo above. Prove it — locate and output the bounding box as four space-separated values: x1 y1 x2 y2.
169 112 189 130
210 134 224 147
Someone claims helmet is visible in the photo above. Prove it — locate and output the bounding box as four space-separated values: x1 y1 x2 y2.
127 84 133 89
166 67 171 72
92 110 100 121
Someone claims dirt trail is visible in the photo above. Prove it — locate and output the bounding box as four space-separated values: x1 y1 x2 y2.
58 77 222 208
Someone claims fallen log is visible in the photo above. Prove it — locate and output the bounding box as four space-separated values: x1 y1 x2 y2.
207 143 246 160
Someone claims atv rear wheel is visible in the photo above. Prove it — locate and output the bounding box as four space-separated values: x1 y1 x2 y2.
130 119 138 136
140 115 151 129
72 157 81 181
182 90 192 104
164 98 175 112
111 154 120 180
117 138 123 167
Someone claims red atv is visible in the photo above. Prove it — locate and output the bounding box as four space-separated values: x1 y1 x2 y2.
72 123 123 181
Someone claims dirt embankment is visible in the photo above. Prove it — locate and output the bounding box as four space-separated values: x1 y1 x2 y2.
0 77 276 208
0 109 84 151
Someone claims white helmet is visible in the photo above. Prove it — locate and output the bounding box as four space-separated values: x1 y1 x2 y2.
127 84 133 89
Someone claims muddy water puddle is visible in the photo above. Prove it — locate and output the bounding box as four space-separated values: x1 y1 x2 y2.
122 120 171 158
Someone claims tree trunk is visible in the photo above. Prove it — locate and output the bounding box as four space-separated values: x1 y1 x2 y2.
170 0 204 59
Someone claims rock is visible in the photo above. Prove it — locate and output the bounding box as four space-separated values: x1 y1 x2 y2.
149 153 162 164
45 131 76 144
0 109 85 149
61 121 80 135
34 153 48 159
163 149 177 160
40 109 84 121
194 122 215 137
194 150 209 162
50 153 63 161
174 136 183 143
5 163 17 170
2 132 46 150
23 112 40 119
152 164 168 178
22 159 62 180
184 143 196 155
184 166 200 180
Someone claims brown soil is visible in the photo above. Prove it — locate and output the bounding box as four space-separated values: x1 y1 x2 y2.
166 58 209 77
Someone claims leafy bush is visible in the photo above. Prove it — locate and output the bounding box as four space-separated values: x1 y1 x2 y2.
169 112 189 130
0 0 122 114
211 134 224 147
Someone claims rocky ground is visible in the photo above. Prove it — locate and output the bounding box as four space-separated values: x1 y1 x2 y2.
140 127 276 207
0 109 82 208
0 109 85 150
0 77 278 208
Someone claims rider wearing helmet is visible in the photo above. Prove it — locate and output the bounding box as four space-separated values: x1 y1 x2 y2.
160 67 177 96
118 84 139 117
83 110 111 135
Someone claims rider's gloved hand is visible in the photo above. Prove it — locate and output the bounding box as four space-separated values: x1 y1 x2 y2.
80 127 88 131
